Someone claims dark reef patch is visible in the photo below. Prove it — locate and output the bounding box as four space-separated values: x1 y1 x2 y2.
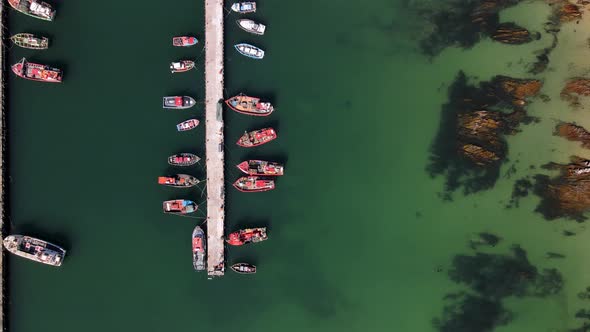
532 156 590 221
428 72 540 198
433 241 564 332
433 292 512 332
506 177 533 208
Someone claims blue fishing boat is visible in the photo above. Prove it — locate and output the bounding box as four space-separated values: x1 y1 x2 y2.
234 43 264 59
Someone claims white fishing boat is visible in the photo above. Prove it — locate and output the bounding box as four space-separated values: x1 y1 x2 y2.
236 19 266 35
231 2 256 13
234 43 264 60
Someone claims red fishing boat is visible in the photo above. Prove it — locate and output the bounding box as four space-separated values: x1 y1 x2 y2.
225 94 274 116
233 176 275 192
158 174 199 188
226 228 268 246
177 119 200 132
236 128 277 147
12 58 62 83
173 36 198 47
162 199 197 215
237 160 284 176
170 60 195 73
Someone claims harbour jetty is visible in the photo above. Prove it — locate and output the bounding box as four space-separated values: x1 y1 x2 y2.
204 0 225 277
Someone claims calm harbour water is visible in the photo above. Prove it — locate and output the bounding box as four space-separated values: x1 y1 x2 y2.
7 0 590 331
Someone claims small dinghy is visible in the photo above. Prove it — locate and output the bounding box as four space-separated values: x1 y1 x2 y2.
173 36 198 47
177 119 200 132
168 153 200 166
231 263 256 274
158 174 200 188
163 199 197 215
237 128 277 147
231 2 256 13
233 176 275 192
236 19 266 35
170 60 195 73
234 43 264 59
10 33 49 50
163 96 196 109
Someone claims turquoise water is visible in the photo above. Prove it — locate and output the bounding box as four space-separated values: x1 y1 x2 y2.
7 0 590 331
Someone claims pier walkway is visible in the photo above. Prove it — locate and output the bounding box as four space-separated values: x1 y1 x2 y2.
204 0 225 277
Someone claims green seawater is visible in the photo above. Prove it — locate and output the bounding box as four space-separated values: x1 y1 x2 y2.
7 0 590 331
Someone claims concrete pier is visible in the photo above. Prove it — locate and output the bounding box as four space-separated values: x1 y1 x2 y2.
204 0 225 277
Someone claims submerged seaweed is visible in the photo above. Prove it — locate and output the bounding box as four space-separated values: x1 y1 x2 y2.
428 72 539 197
433 293 512 332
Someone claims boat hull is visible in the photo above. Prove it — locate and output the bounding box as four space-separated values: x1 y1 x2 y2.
230 2 256 13
163 96 196 109
237 128 277 147
168 153 200 166
177 119 200 132
236 19 266 35
3 235 65 266
11 33 49 50
8 0 55 21
173 36 198 47
234 43 264 59
192 226 206 271
233 176 275 192
163 199 197 214
225 94 274 116
227 228 268 246
158 174 199 188
12 58 62 83
231 263 256 274
170 61 195 73
237 160 284 176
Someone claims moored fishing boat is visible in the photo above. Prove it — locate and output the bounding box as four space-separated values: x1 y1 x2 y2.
192 226 206 271
233 176 275 192
163 96 196 109
10 33 49 50
231 263 256 274
227 228 268 246
173 36 198 47
236 19 266 35
158 174 199 188
168 153 200 166
225 94 274 116
237 127 277 147
177 119 200 132
163 199 197 215
8 0 55 21
237 160 284 176
3 235 65 267
170 60 195 73
12 58 62 83
230 2 256 13
234 43 264 59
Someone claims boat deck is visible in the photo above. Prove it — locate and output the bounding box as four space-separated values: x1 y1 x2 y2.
204 0 225 278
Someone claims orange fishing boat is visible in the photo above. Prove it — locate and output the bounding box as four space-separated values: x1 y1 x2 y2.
225 94 274 116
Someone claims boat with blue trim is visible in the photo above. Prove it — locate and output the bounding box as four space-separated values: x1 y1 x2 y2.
234 43 264 59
